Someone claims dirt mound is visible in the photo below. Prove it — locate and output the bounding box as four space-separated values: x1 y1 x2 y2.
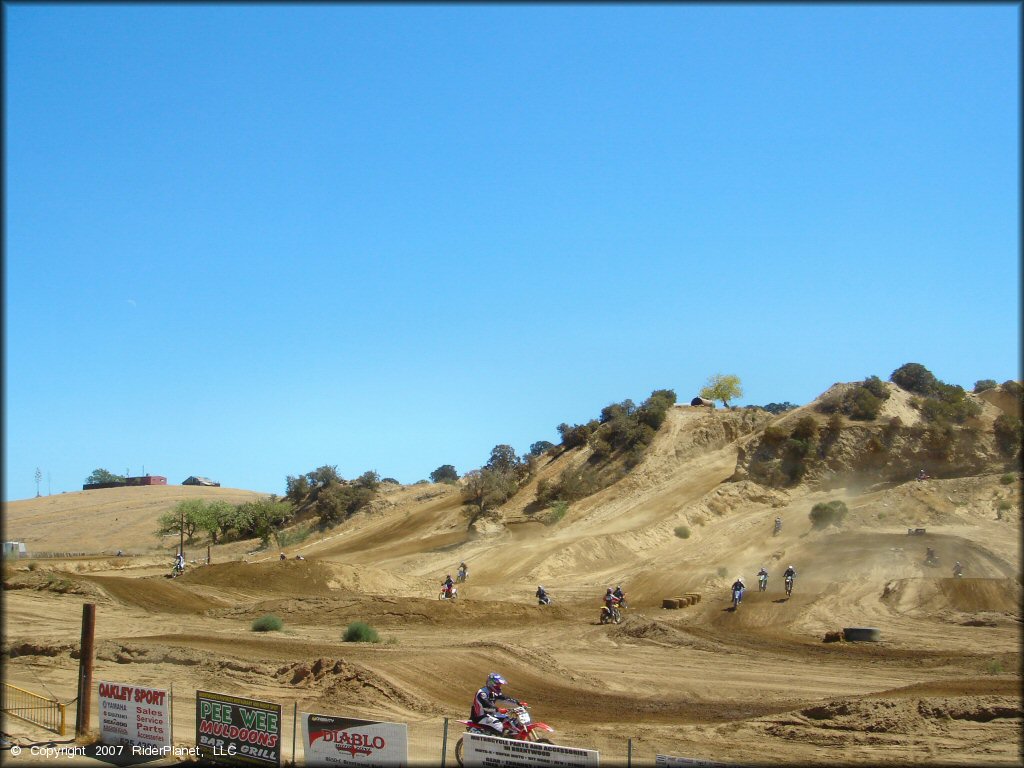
84 574 223 614
275 657 435 713
938 578 1021 613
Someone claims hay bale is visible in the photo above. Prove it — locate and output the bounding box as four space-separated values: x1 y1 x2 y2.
676 596 691 607
823 631 844 643
662 598 680 609
685 592 702 604
690 397 715 407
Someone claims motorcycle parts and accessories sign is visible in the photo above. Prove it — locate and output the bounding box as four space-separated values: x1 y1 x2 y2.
301 712 408 767
98 681 171 750
655 756 742 767
195 690 282 767
463 732 598 767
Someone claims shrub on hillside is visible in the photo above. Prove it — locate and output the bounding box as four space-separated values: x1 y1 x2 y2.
343 621 380 643
974 379 998 393
430 465 459 484
251 615 283 632
545 501 569 526
993 414 1022 457
1000 473 1017 485
674 525 691 539
761 402 798 414
557 421 599 449
762 425 789 446
809 500 848 528
848 388 884 421
890 363 939 395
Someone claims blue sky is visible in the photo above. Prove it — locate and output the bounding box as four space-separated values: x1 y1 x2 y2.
4 4 1019 502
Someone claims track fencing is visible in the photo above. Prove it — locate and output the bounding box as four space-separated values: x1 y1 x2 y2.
1 682 67 735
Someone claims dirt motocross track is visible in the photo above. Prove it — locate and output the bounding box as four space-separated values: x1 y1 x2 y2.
3 406 1022 766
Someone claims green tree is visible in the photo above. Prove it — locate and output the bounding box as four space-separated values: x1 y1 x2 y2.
973 379 998 393
354 470 380 490
157 499 205 542
429 465 459 484
528 441 555 457
890 363 938 395
462 468 518 518
485 444 522 474
85 468 126 485
305 465 342 491
193 500 236 544
234 496 294 546
700 374 743 408
285 474 311 504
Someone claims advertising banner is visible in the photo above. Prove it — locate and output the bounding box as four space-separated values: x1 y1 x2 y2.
97 681 171 750
301 712 409 767
655 756 741 767
195 690 282 767
462 732 598 767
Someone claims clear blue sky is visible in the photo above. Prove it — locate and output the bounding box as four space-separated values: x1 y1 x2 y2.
4 4 1019 502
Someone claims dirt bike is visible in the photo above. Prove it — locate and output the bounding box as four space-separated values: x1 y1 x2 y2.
731 586 743 609
924 553 940 567
439 586 458 600
456 569 468 583
758 574 768 592
454 702 554 767
773 519 782 536
537 593 551 605
599 603 622 624
953 566 964 578
784 575 794 597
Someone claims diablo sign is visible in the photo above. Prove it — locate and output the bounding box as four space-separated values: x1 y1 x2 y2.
301 713 408 767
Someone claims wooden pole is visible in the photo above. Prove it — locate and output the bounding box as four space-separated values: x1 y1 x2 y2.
75 604 96 736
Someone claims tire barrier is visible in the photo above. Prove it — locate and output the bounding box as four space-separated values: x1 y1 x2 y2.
843 627 881 642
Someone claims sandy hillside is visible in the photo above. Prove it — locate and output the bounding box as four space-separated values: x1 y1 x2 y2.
2 404 1021 766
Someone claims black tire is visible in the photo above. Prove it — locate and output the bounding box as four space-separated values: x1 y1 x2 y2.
534 737 553 746
599 611 608 624
843 627 881 642
439 591 445 600
455 737 464 767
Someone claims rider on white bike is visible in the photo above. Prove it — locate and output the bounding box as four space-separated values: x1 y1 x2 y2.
757 566 768 590
470 673 519 736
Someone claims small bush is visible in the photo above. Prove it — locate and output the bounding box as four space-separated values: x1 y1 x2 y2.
996 500 1012 512
545 501 569 526
986 658 1003 675
716 566 728 578
27 562 39 571
974 379 998 393
674 525 691 539
343 621 380 643
993 414 1022 456
809 500 848 528
251 615 283 632
1000 473 1016 485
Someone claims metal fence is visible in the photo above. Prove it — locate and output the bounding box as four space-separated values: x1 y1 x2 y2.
1 682 67 736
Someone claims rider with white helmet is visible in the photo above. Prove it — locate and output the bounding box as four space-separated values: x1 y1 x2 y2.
470 673 519 735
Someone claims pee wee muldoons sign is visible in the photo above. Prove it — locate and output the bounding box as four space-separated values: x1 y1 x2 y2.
301 713 409 767
195 690 282 767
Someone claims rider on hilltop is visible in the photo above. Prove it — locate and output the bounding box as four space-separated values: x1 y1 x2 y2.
470 673 519 736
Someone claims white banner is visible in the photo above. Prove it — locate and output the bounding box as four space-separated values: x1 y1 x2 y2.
97 681 171 750
463 732 598 767
301 712 408 767
655 755 739 767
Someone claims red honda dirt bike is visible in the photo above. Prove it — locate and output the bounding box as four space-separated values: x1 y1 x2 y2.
454 702 554 766
439 585 459 601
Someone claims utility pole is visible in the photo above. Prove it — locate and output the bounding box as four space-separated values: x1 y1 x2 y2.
75 604 96 736
34 467 42 497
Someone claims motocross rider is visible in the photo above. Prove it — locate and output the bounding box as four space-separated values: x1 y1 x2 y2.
470 673 519 736
953 561 964 577
536 585 550 605
731 576 745 600
613 585 626 606
757 566 768 586
604 588 621 618
443 573 455 597
174 552 185 573
783 564 796 584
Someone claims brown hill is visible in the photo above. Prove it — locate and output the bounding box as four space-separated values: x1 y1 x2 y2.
3 385 1021 765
